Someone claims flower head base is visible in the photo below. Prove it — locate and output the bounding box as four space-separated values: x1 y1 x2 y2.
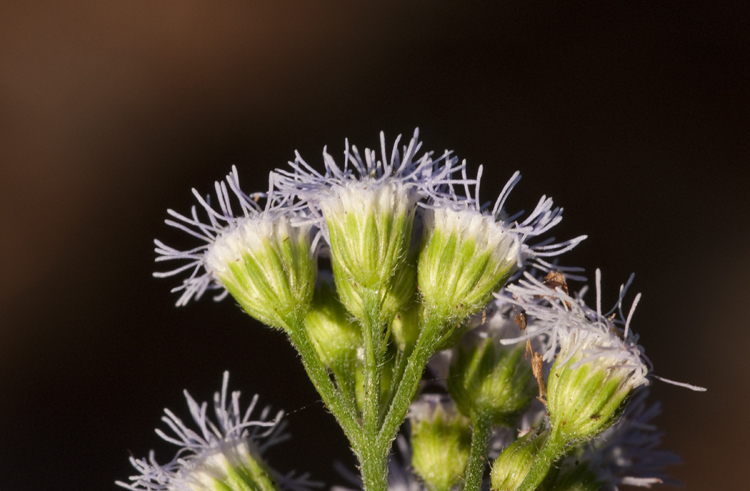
154 168 316 330
418 167 586 324
408 396 472 491
117 372 319 491
447 333 535 426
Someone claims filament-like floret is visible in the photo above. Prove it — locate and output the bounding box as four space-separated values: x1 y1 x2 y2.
154 167 314 318
117 372 319 491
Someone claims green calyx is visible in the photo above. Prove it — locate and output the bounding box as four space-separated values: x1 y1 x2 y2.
490 429 547 491
187 442 280 491
324 181 417 292
418 210 516 325
410 403 472 491
213 218 316 331
448 340 535 426
332 252 417 326
546 353 631 444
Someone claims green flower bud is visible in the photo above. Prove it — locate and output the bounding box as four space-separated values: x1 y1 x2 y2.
207 213 316 330
448 338 535 426
409 398 472 491
325 180 418 290
418 205 517 324
490 429 547 491
546 330 645 444
391 299 421 353
304 275 361 371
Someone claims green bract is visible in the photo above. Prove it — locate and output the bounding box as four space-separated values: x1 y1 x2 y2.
448 339 535 426
419 206 517 324
206 214 316 331
546 339 636 444
409 401 472 491
490 430 547 491
332 249 417 325
323 181 418 317
305 277 361 373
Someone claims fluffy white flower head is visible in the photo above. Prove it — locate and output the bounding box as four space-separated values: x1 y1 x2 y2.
154 168 316 328
501 269 649 379
500 269 704 445
117 372 319 491
418 166 585 321
273 129 464 291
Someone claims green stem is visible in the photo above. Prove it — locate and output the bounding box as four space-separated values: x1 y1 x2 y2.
284 314 362 448
357 439 389 491
377 313 446 451
331 359 360 419
461 412 493 491
361 289 385 438
382 344 411 421
516 427 568 491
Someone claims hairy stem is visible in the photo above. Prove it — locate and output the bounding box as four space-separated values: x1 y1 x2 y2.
361 289 385 438
461 412 493 491
516 427 568 491
377 312 446 452
284 314 362 448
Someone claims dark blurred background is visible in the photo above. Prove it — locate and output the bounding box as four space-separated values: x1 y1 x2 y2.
0 1 747 490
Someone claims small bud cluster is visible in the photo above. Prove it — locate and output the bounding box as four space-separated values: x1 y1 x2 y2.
122 130 704 491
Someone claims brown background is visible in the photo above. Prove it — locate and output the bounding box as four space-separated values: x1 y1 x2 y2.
0 1 747 490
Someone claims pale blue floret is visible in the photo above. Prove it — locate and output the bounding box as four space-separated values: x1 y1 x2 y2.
424 163 587 276
117 372 320 491
153 166 309 307
498 269 705 391
271 129 472 235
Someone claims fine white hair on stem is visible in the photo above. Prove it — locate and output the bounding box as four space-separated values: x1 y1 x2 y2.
117 372 322 491
154 166 310 307
332 435 424 491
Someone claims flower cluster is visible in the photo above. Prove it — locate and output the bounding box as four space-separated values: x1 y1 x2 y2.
122 130 704 491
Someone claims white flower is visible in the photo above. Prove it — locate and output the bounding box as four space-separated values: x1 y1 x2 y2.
154 167 317 328
117 372 320 491
501 269 649 373
273 129 464 294
500 269 705 391
417 166 586 321
273 129 462 228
